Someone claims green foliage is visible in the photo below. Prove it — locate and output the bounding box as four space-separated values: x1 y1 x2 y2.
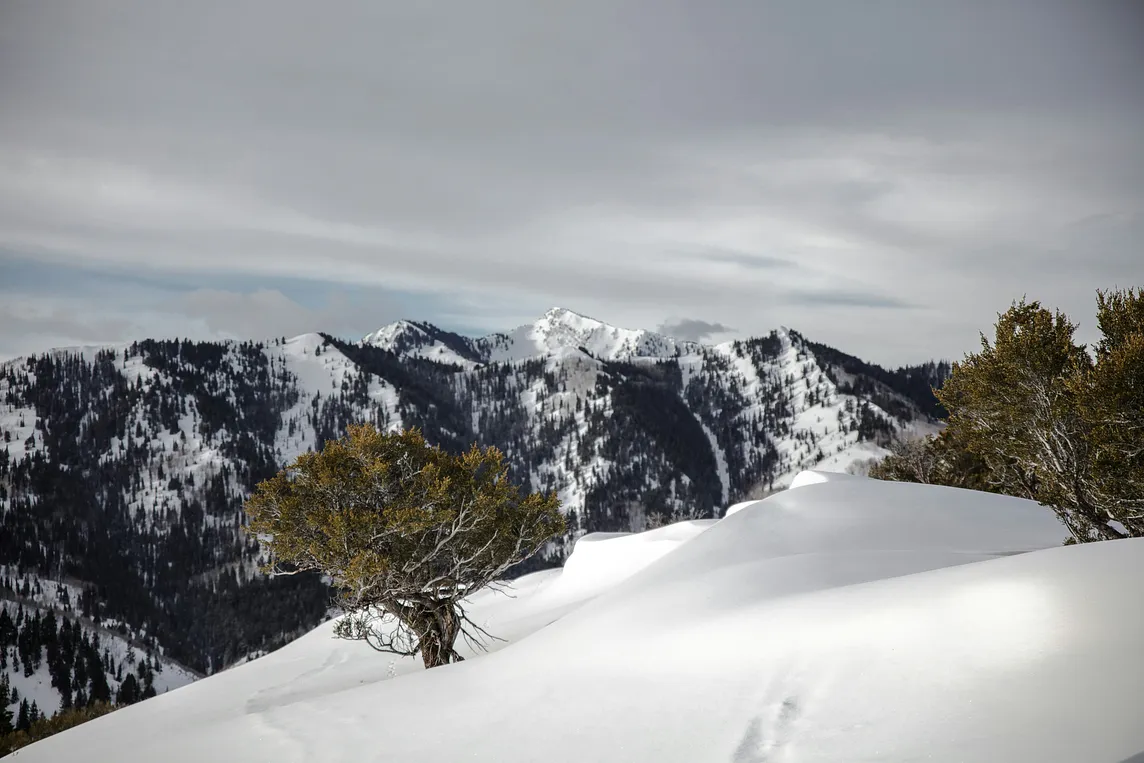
0 701 119 757
1074 288 1144 530
244 424 564 668
936 299 1091 514
873 288 1144 543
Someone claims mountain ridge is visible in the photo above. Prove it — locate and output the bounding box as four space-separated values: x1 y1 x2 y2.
360 307 704 366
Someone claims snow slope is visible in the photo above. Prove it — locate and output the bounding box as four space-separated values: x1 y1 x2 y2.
21 475 1143 763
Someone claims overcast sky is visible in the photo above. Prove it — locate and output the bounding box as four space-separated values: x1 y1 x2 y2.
1 1 1141 365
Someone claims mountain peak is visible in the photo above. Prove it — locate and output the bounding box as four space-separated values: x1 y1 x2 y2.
533 307 611 339
540 306 602 325
473 307 695 363
361 319 420 347
361 320 483 366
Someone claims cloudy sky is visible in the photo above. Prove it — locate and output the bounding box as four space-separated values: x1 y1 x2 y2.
1 1 1141 365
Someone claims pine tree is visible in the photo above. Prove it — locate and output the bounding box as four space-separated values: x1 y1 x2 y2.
0 674 12 734
117 673 140 705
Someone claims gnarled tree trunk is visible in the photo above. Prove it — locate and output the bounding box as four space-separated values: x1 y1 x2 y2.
408 597 463 669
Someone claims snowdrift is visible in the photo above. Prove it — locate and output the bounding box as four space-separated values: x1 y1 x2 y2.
17 474 1144 763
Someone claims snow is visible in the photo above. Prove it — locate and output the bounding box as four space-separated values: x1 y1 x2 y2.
723 499 758 517
18 473 1144 762
543 520 715 601
3 656 60 719
362 321 478 368
361 320 421 349
806 439 888 474
0 401 42 463
787 468 862 489
760 330 899 486
1 588 199 720
694 329 896 492
485 307 699 362
269 334 405 462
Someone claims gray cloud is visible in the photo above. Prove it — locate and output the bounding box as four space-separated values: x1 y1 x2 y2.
0 301 134 360
0 1 1141 365
669 247 797 271
178 288 363 341
0 285 417 362
783 290 918 310
657 318 737 342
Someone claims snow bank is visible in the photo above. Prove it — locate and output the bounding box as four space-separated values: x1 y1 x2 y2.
546 478 1071 634
788 468 863 489
20 477 1144 763
722 499 759 517
546 520 715 600
724 468 860 515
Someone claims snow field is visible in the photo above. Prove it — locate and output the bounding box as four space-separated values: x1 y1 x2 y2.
18 472 1144 762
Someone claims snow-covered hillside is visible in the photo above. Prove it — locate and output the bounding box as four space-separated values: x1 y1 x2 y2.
18 473 1143 763
1 568 199 724
359 307 944 501
2 308 938 534
0 308 946 680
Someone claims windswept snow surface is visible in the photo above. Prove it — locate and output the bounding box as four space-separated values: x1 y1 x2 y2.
20 476 1144 763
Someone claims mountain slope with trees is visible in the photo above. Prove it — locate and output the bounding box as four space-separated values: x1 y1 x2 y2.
0 308 947 709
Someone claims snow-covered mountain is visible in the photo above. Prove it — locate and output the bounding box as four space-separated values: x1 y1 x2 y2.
359 307 946 496
362 308 701 365
361 320 485 367
16 473 1142 763
478 307 703 362
0 308 948 695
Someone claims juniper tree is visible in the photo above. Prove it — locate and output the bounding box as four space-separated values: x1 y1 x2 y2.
245 424 564 669
869 434 945 485
1072 288 1144 534
869 428 997 492
933 289 1144 542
